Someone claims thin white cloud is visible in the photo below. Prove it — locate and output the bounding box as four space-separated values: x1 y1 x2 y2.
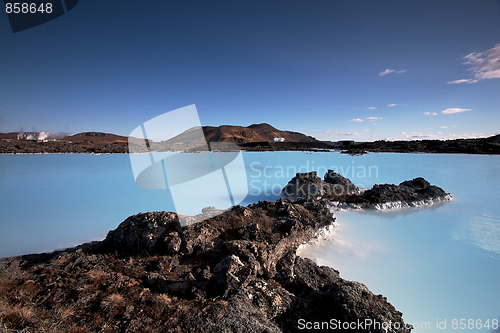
423 112 438 116
365 117 383 120
406 134 440 139
447 44 500 84
397 132 492 141
349 118 364 122
441 108 472 114
380 69 395 76
379 69 407 76
456 133 486 139
388 103 408 107
312 131 360 138
439 126 448 129
447 79 478 84
368 107 377 110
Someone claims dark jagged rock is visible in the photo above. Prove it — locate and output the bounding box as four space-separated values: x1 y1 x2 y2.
341 148 368 155
282 170 362 201
283 171 451 210
0 199 411 332
324 169 360 194
344 177 451 209
281 171 329 200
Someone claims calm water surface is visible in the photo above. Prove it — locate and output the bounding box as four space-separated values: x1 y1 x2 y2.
1 152 499 332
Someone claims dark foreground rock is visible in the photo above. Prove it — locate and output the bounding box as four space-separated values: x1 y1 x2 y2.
0 199 411 332
283 171 451 210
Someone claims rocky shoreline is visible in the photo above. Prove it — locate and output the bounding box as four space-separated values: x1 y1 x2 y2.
0 139 333 154
1 203 415 332
0 172 451 332
2 133 499 154
0 140 129 154
341 135 500 155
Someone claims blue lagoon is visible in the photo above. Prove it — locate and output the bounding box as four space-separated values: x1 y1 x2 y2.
1 152 499 332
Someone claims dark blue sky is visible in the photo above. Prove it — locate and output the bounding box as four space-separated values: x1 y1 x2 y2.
1 0 499 141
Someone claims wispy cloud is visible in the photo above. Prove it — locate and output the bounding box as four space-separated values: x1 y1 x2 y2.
400 132 441 140
447 44 500 84
441 108 471 114
447 79 477 84
409 134 438 139
312 131 360 138
349 118 364 122
379 69 407 76
368 106 377 110
452 133 487 139
365 117 383 122
423 112 438 116
397 131 492 141
439 126 448 129
388 103 407 107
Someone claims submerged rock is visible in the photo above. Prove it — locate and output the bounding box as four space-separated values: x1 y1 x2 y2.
0 198 411 332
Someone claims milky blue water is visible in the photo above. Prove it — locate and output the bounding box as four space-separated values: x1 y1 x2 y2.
1 152 499 332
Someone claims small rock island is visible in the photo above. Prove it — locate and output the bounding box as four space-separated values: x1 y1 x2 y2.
283 170 452 210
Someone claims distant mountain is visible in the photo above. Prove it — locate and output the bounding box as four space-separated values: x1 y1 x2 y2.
60 124 318 145
0 132 18 140
483 134 500 144
66 132 148 144
165 123 319 145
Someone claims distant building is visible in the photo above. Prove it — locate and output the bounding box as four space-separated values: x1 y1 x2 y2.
274 137 285 142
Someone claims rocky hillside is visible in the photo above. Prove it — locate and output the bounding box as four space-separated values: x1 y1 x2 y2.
0 133 18 141
65 132 131 144
0 198 412 332
165 123 320 145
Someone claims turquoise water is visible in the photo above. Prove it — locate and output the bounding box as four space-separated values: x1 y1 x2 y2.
1 152 499 331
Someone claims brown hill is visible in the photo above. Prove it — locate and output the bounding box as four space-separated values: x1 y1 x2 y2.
65 132 130 143
0 133 18 140
65 132 149 144
165 123 318 145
